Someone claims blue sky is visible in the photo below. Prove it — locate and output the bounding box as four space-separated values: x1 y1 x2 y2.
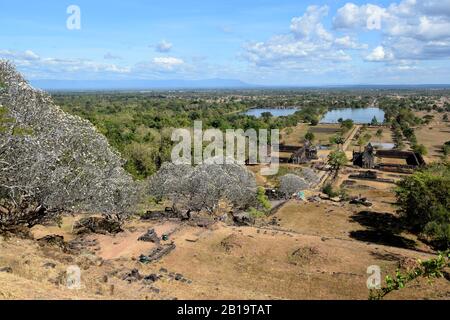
1 0 450 85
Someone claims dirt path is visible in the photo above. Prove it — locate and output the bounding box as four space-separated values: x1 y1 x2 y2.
317 124 361 188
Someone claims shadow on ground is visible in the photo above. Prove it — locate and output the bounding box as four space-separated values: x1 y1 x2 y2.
349 211 416 250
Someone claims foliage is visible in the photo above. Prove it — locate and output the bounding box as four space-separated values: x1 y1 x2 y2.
443 141 450 157
279 174 309 198
327 150 348 176
304 131 315 142
371 116 379 125
329 134 345 148
322 184 339 198
0 61 140 233
395 163 450 250
54 91 327 179
412 144 428 156
369 250 450 300
340 119 354 133
148 160 257 215
256 186 271 211
248 207 267 219
375 129 383 140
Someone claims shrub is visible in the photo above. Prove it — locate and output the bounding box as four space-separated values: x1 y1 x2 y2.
322 184 339 198
395 163 450 250
256 187 271 211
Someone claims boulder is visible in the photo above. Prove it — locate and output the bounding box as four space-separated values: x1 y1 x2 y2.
73 217 122 235
37 235 69 252
0 267 12 273
232 212 255 226
138 229 160 244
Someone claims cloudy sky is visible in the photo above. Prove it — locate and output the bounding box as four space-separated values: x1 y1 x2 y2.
1 0 450 85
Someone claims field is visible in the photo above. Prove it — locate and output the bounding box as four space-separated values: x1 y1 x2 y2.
281 123 350 147
1 192 448 300
414 116 450 162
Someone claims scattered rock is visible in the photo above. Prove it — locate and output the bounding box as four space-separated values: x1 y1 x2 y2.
73 216 122 235
139 244 176 264
0 267 12 273
138 229 160 244
232 212 255 226
42 262 56 269
122 269 143 283
149 287 160 294
144 274 159 283
190 216 215 228
349 197 373 207
175 273 183 281
37 235 69 252
159 268 168 273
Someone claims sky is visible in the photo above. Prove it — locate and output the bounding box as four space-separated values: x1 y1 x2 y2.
1 0 450 86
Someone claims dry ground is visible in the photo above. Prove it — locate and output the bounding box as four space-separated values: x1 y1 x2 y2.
415 121 450 163
281 123 351 147
1 190 449 300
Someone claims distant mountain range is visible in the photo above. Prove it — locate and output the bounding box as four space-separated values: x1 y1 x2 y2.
31 79 257 91
30 79 450 91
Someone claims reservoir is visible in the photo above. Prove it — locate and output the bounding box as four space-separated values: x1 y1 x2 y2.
320 108 385 124
244 108 298 118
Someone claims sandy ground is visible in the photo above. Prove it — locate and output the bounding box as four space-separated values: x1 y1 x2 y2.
415 121 450 163
1 196 449 300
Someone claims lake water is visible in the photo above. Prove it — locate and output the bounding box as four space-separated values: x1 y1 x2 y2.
244 108 298 118
371 142 395 150
320 108 385 124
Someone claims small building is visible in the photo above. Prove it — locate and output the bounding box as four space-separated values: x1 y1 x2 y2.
290 141 318 164
352 143 376 169
353 143 426 170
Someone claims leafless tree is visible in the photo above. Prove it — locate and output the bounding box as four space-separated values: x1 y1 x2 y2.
148 158 257 215
0 61 140 232
279 174 309 198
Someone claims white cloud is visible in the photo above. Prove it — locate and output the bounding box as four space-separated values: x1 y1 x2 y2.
152 57 184 70
0 49 40 61
242 5 361 70
333 0 450 61
335 36 368 49
365 46 394 62
155 40 173 53
290 5 333 41
0 49 131 79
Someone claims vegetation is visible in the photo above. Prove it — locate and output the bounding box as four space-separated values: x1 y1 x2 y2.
395 163 450 250
54 92 328 179
279 174 308 198
148 161 257 215
369 250 449 300
412 144 428 156
0 62 139 235
256 186 271 211
327 150 348 178
322 184 339 198
304 131 315 142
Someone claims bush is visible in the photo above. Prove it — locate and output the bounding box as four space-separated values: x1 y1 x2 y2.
412 144 428 156
256 187 271 211
248 207 266 219
395 163 450 250
322 184 339 198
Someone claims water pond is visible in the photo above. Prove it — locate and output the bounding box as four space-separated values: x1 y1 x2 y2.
320 108 385 124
